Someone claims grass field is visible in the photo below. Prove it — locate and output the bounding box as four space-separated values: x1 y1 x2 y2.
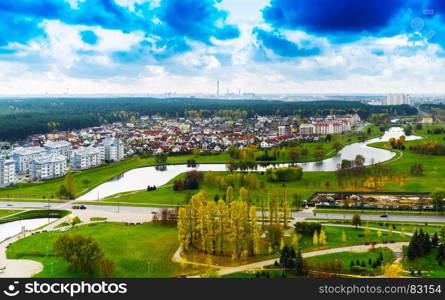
306 247 395 275
0 209 22 218
7 222 204 278
0 209 70 224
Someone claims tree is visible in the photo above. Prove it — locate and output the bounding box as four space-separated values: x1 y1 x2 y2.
192 148 200 159
341 231 347 243
63 172 76 199
319 229 327 246
288 147 301 164
313 231 319 247
383 262 404 278
354 154 365 168
431 190 445 214
295 250 306 275
352 215 361 229
313 148 325 160
154 153 168 165
226 186 234 203
332 141 342 152
54 234 103 274
99 260 115 278
68 216 81 227
292 192 303 211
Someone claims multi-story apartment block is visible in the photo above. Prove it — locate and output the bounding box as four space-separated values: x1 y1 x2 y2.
100 138 124 162
11 147 48 174
30 153 67 181
278 125 292 136
44 140 73 157
299 124 315 135
0 156 16 186
71 147 102 170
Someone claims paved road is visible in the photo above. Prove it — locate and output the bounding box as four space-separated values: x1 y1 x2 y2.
3 201 445 223
293 211 445 223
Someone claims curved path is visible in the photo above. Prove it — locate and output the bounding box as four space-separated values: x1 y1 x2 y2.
0 215 72 278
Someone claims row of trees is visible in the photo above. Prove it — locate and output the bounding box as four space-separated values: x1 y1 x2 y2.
409 141 445 156
177 191 261 257
407 229 437 260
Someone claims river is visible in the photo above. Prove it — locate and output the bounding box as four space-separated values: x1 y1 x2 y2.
76 127 421 201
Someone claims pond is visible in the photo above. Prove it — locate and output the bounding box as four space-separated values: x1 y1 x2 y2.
76 127 421 201
0 218 56 242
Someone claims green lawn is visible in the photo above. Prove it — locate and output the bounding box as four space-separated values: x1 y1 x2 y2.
306 247 395 275
7 222 202 278
0 209 70 224
308 219 445 234
0 209 22 218
297 225 410 253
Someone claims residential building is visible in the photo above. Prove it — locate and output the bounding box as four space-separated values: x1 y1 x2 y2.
384 94 412 105
0 156 15 186
299 124 315 135
30 153 67 180
71 147 102 170
278 125 291 136
44 140 73 157
100 138 124 162
11 147 48 174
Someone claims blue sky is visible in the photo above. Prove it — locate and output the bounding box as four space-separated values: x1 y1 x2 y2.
1 0 445 95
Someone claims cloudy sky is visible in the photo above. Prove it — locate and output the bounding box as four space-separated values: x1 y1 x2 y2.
1 0 445 95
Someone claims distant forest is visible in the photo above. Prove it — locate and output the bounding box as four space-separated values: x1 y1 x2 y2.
0 98 418 141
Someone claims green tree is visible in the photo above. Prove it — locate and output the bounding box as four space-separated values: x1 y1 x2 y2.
431 190 445 214
54 234 103 274
288 147 301 164
64 172 76 199
352 215 361 229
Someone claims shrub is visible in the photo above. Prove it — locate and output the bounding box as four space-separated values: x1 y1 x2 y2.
99 260 115 278
266 166 303 182
294 222 322 236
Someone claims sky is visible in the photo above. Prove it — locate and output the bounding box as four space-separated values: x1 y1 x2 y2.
1 0 445 95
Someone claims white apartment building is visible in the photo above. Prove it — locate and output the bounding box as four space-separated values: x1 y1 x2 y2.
278 125 292 136
384 94 412 106
0 156 16 186
100 138 124 162
71 147 102 170
11 147 48 174
30 153 67 181
299 124 315 135
44 140 73 157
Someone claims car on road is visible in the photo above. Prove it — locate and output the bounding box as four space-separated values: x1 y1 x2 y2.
79 205 87 210
380 214 388 218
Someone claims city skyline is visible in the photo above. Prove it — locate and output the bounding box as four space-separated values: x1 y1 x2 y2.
1 1 445 95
